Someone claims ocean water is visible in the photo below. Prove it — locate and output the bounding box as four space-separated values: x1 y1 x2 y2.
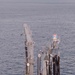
0 0 75 75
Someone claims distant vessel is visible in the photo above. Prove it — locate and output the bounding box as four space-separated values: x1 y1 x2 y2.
24 24 60 75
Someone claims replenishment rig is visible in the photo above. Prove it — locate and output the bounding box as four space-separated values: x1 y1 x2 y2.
24 24 60 75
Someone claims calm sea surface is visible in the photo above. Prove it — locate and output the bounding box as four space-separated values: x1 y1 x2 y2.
0 0 75 75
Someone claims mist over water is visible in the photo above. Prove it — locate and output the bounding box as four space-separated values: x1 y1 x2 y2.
0 0 75 75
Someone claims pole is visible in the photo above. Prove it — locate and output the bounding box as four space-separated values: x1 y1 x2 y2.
53 56 56 75
37 53 41 75
57 56 60 75
48 54 52 75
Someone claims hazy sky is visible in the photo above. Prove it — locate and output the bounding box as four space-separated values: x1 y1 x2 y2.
0 0 75 3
